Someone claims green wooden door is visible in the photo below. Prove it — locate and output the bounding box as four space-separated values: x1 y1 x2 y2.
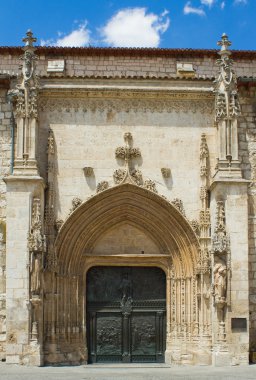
86 266 166 363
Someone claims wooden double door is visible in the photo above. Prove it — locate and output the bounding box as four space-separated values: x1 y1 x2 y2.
86 266 166 363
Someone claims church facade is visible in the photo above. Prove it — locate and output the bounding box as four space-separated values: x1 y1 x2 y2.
0 31 256 366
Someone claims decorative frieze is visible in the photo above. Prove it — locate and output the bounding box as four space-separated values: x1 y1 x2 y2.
39 97 214 115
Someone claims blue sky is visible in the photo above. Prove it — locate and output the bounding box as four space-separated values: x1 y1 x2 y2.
0 0 254 49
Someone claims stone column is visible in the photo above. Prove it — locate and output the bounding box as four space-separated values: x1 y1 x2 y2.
210 179 249 366
4 177 45 365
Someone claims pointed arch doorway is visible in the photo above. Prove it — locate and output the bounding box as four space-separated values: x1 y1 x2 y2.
86 266 166 363
48 183 201 365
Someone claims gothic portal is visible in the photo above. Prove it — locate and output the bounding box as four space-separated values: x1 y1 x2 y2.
0 31 255 366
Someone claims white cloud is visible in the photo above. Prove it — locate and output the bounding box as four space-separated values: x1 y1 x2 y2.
234 0 247 4
220 1 225 9
201 0 214 7
100 8 170 48
41 22 90 47
184 2 206 16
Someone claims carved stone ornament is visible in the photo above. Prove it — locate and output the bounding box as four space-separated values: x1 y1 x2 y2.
171 198 185 216
161 168 171 178
8 31 39 117
211 201 230 254
144 179 158 193
131 169 143 186
200 133 209 161
28 198 46 253
113 132 142 186
47 129 55 154
55 219 64 232
213 262 227 306
96 181 109 193
190 220 200 236
83 167 94 177
28 198 45 297
199 209 210 229
71 197 82 212
113 168 126 184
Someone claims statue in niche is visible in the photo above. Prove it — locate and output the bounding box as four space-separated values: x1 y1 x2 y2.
213 262 227 302
30 252 41 295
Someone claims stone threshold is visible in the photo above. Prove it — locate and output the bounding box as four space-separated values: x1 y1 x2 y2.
86 363 171 368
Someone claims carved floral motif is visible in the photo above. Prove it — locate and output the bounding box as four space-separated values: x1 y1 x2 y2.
131 169 143 186
113 169 126 184
97 181 109 193
144 179 157 193
71 197 82 212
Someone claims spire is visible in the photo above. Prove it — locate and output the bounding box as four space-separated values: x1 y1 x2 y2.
213 33 241 178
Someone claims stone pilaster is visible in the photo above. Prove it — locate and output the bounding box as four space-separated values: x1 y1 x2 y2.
210 179 249 365
4 176 45 365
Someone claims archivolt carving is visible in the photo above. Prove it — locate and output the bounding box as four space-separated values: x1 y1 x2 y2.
55 184 200 277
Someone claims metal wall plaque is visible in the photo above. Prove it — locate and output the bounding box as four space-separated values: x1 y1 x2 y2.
231 318 247 331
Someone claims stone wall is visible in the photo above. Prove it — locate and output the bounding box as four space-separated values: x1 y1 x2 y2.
1 50 256 79
0 88 11 360
38 87 216 222
241 85 256 354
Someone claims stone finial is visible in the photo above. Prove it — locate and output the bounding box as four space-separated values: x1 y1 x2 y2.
22 29 37 48
217 33 231 54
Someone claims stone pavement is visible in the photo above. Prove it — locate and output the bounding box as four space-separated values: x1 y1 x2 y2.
1 363 256 380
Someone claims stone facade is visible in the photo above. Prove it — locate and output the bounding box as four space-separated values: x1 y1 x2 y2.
0 31 255 366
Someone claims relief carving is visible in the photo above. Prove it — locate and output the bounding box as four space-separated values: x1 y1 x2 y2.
144 179 157 193
70 197 82 213
171 198 185 216
28 198 45 296
96 181 109 193
213 262 227 304
39 97 214 115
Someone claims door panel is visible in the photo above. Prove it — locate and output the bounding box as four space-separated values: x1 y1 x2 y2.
86 266 166 363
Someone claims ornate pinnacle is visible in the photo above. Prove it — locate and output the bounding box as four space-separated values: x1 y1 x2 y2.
217 33 231 54
22 30 37 47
